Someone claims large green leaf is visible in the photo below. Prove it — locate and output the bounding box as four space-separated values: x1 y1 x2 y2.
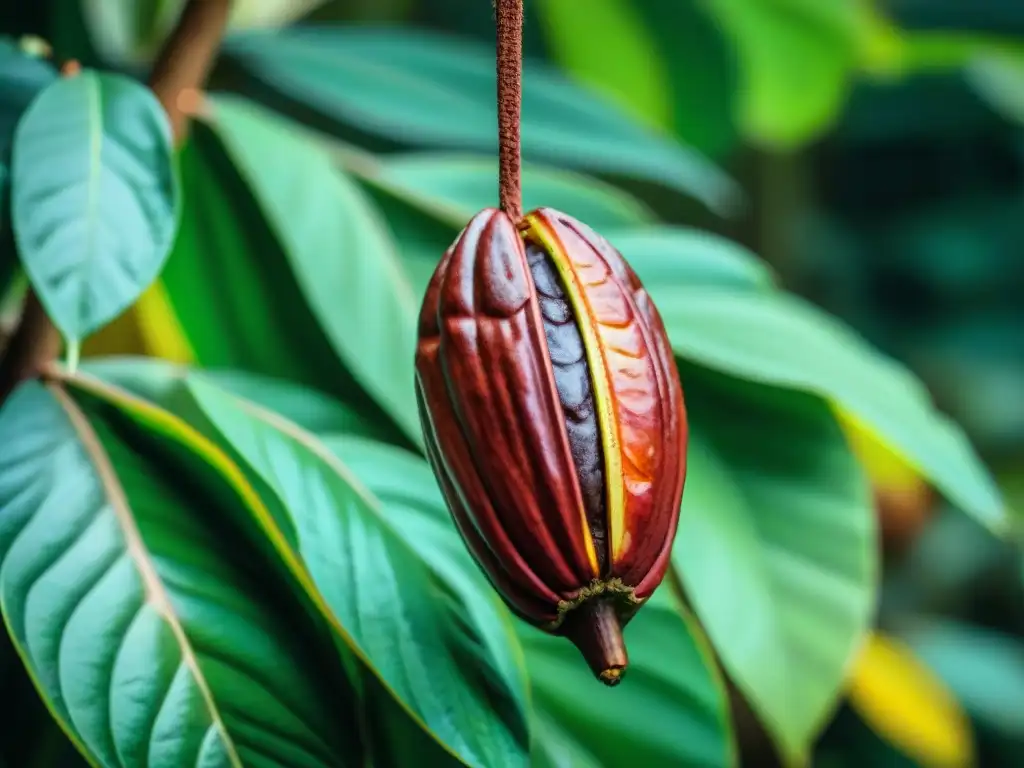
10 71 180 347
342 149 656 301
204 95 421 445
659 290 1007 532
674 367 876 764
375 153 656 229
521 589 736 768
159 120 406 444
220 26 740 214
705 0 861 146
320 434 736 768
184 378 529 768
0 380 362 767
602 226 775 295
320 435 529 719
537 0 738 157
83 356 392 440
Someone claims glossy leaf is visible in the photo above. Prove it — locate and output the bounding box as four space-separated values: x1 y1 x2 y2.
156 121 405 443
0 381 360 767
185 378 530 768
375 153 656 229
521 589 736 768
602 226 775 296
83 356 392 440
10 71 180 344
674 368 876 763
660 290 1007 532
221 26 740 213
205 95 421 445
321 434 530 719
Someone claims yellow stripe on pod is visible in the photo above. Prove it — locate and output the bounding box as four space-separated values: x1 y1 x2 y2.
522 214 625 568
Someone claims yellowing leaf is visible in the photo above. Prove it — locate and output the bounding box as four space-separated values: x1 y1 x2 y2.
134 278 195 364
839 409 922 494
849 633 975 768
80 280 194 364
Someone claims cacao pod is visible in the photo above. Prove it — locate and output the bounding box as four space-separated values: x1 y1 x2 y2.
415 207 688 685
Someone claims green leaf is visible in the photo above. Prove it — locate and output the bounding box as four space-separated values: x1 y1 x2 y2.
185 377 530 768
375 153 657 229
660 290 1007 532
635 0 739 157
204 95 421 445
320 434 530 722
521 589 736 768
705 0 861 147
10 71 180 345
537 0 739 157
221 26 740 214
0 381 362 767
0 38 41 287
160 121 406 445
674 367 876 764
602 226 775 295
0 37 56 182
534 0 674 129
83 356 393 441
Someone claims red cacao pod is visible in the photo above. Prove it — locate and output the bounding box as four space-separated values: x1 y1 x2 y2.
415 207 688 685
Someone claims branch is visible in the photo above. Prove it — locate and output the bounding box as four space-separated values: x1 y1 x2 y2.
148 0 232 144
0 0 231 407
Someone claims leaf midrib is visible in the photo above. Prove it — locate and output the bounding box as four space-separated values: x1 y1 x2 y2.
50 384 243 768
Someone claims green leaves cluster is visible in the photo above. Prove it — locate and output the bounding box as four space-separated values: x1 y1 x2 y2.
0 20 1011 768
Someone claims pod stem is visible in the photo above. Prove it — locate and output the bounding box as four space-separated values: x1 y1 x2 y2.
561 598 628 686
495 0 523 223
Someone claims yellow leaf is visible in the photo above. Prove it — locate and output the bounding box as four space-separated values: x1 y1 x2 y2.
849 633 975 768
838 408 923 494
134 279 195 364
80 308 148 358
81 280 194 364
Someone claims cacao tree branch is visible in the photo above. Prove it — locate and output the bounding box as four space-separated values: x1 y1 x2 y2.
0 0 231 408
495 0 523 222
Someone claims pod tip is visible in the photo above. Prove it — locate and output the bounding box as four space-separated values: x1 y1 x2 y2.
561 597 628 685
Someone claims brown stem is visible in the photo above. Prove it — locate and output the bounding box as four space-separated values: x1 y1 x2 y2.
0 292 61 404
0 0 231 408
148 0 232 144
560 598 628 686
495 0 523 222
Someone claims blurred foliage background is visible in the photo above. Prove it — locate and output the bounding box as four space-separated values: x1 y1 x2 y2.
1 1 1022 766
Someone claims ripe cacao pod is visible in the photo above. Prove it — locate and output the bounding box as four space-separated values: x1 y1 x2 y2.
415 207 688 685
